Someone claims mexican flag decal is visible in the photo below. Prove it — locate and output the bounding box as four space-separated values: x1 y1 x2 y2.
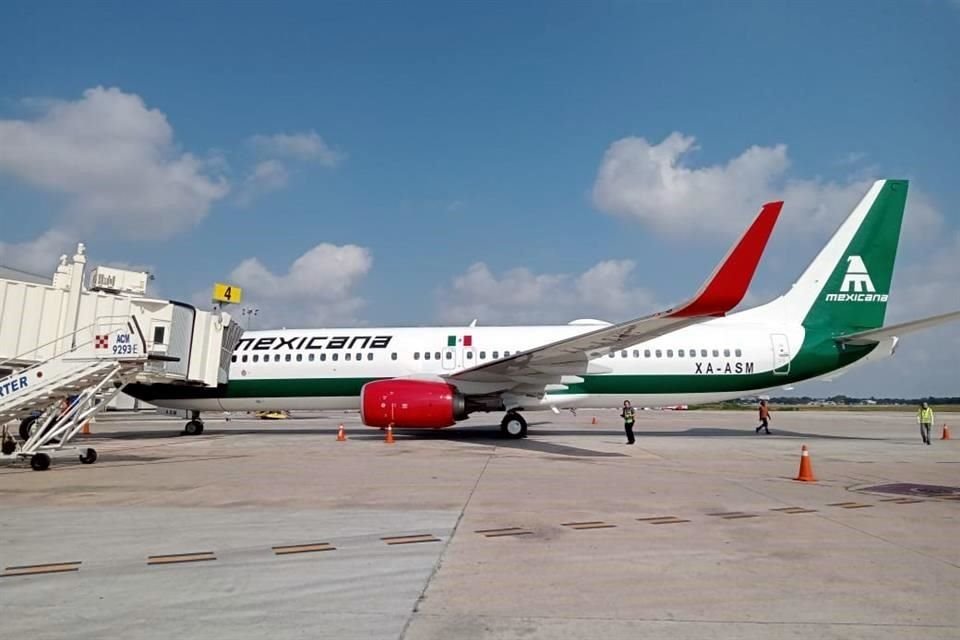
447 335 473 347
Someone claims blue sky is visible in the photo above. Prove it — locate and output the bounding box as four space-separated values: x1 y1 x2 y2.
1 1 957 396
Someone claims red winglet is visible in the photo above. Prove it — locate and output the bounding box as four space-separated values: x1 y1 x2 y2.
670 201 783 317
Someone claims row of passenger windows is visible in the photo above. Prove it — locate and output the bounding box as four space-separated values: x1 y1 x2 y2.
231 347 743 365
610 348 742 359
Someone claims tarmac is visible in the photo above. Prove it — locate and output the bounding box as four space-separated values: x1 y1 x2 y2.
1 409 957 639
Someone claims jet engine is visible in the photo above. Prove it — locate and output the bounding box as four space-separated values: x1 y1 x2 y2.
360 379 467 428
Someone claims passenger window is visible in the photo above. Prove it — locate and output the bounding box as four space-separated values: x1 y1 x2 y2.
667 349 674 357
723 349 730 357
391 353 398 360
690 349 696 357
644 350 651 358
309 354 315 362
345 353 351 361
480 351 486 359
332 353 339 361
231 355 237 362
242 355 248 363
435 352 441 360
367 353 373 361
504 351 511 357
679 349 685 357
701 349 708 357
466 351 473 359
285 354 292 362
655 350 662 358
633 350 639 358
609 352 615 358
296 354 302 362
492 351 499 358
735 349 742 357
414 352 420 360
320 353 326 362
445 351 453 360
252 354 259 363
621 350 628 358
712 349 719 357
424 352 431 360
275 354 281 362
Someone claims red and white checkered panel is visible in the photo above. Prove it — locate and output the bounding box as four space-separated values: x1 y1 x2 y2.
94 335 109 349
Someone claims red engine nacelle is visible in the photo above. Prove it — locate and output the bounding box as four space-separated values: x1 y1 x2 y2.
360 379 468 429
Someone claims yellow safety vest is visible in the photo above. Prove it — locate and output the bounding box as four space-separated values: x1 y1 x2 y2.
918 407 934 423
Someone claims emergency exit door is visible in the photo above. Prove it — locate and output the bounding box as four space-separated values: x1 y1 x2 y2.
770 334 791 375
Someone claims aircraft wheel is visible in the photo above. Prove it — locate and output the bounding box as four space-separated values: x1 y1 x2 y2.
30 453 51 471
19 416 37 441
79 448 98 465
1 436 16 455
184 420 204 436
500 412 527 439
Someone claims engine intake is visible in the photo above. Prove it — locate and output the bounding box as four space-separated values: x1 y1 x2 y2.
360 379 468 429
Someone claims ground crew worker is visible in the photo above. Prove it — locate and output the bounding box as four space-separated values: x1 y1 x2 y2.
755 399 772 434
621 400 636 445
917 402 934 445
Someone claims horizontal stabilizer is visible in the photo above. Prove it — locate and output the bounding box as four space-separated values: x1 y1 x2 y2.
835 310 960 346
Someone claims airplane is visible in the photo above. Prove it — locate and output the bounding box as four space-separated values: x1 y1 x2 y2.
127 179 960 438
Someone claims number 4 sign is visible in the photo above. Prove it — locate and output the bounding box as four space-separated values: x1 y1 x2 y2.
212 282 243 305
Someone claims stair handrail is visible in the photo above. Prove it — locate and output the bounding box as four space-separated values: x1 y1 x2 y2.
0 315 146 371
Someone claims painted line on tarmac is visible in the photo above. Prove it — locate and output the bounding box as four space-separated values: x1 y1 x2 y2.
637 516 691 525
2 561 81 577
561 521 618 530
147 552 216 565
381 534 441 545
475 527 534 538
770 507 818 514
272 542 336 555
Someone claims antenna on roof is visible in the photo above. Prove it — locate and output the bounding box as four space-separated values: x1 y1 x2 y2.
469 318 478 327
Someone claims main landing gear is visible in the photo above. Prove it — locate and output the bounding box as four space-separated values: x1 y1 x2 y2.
183 411 205 436
500 411 527 439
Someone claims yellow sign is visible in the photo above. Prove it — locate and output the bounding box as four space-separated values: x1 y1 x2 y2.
212 283 242 304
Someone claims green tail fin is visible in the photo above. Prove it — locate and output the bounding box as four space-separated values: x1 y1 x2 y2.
773 179 908 333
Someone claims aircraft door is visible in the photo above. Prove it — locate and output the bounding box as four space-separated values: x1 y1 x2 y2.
442 347 457 370
770 333 791 375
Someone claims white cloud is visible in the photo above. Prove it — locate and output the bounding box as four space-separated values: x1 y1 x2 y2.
218 243 373 328
236 160 290 205
437 260 657 325
0 228 75 276
591 132 941 239
249 131 342 167
0 87 229 238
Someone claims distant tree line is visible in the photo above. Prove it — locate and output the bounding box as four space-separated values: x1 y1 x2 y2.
765 395 960 405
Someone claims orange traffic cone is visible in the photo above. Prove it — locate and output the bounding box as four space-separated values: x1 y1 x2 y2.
385 424 395 444
80 422 91 436
794 444 815 482
336 424 347 442
941 424 951 440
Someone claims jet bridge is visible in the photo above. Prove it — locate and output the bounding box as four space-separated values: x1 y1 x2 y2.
0 243 243 470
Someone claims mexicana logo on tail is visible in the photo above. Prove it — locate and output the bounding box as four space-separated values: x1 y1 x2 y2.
825 255 888 302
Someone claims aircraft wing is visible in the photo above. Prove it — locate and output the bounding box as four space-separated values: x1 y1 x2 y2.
835 310 960 346
448 200 783 391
